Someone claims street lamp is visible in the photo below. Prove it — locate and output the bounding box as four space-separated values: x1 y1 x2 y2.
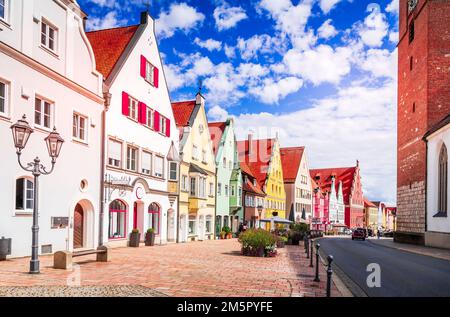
257 205 263 229
10 115 64 274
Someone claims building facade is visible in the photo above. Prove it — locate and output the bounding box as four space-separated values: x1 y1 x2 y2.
423 114 450 249
241 162 266 228
209 119 242 235
0 0 104 257
87 12 180 247
396 0 450 244
280 147 313 223
172 94 216 242
238 136 286 222
311 162 364 229
364 199 378 231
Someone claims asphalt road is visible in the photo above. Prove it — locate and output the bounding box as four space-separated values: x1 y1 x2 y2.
318 237 450 297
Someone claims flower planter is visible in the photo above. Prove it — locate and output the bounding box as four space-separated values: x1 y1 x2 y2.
145 232 155 246
226 233 233 239
129 232 141 248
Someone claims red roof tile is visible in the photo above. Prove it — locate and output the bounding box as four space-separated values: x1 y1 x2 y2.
237 139 274 188
171 101 196 128
364 198 376 208
208 122 227 157
86 25 140 79
240 162 265 196
310 167 357 205
280 147 305 183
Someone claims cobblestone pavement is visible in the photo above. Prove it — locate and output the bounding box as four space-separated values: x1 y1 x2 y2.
0 239 341 297
0 286 167 297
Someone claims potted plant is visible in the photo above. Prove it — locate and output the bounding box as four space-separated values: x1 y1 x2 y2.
276 236 288 248
220 231 226 239
238 229 277 258
129 229 141 248
145 228 155 246
222 226 232 239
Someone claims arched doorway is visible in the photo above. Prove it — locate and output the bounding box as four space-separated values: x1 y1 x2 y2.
73 203 84 249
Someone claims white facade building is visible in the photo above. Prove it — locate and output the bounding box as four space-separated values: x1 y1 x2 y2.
0 0 104 257
424 114 450 249
328 177 345 225
86 12 179 247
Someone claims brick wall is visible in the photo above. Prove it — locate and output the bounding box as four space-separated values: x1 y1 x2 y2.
396 0 450 239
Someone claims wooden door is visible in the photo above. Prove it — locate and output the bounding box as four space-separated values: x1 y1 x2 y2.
74 204 84 249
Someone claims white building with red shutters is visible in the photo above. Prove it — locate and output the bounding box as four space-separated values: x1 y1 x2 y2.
87 12 180 247
0 0 104 257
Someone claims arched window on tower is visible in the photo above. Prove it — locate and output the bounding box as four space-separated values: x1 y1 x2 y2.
438 144 448 216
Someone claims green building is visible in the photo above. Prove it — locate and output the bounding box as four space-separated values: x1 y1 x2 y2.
208 119 243 236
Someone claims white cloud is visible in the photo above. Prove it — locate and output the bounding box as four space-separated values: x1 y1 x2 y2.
357 4 389 47
86 11 125 30
229 80 397 203
194 38 222 51
388 31 399 44
236 34 283 60
283 45 353 85
385 0 399 15
214 3 248 31
156 3 205 39
224 44 236 59
317 19 338 39
249 77 304 104
208 105 229 121
359 48 397 79
319 0 342 14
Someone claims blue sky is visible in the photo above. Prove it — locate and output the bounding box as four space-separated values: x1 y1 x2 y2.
78 0 400 204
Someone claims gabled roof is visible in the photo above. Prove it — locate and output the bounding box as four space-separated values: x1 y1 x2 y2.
208 122 227 157
280 147 305 183
171 101 196 128
364 198 376 208
310 167 357 205
240 162 265 196
86 25 140 79
237 139 274 188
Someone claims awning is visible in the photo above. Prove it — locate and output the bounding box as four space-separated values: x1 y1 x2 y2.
260 216 293 224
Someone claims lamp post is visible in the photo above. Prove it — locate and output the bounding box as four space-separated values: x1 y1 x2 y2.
10 115 64 274
257 205 263 229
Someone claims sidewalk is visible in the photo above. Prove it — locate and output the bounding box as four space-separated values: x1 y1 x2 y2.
368 238 450 261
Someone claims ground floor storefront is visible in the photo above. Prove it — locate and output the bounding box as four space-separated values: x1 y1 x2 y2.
0 240 341 297
178 204 215 242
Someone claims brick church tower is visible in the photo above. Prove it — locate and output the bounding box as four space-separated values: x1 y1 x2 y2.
396 0 450 244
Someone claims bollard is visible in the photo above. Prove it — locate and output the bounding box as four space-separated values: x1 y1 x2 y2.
306 236 310 258
309 238 314 267
314 243 321 282
326 255 334 297
304 235 308 253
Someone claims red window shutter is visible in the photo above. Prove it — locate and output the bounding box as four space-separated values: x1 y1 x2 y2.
140 55 146 78
122 91 129 116
166 118 170 137
154 111 160 132
154 67 159 88
138 102 147 124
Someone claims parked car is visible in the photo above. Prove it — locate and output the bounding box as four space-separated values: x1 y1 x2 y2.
352 228 366 241
383 230 394 237
344 229 353 235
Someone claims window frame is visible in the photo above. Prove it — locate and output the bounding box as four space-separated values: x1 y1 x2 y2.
181 175 189 192
40 18 58 54
438 143 448 216
145 60 155 86
0 0 9 23
108 200 127 239
126 145 139 172
128 95 139 122
107 138 123 168
168 161 178 181
15 177 34 213
141 150 153 176
153 155 164 178
0 78 9 117
34 96 54 130
72 112 88 143
145 106 154 129
148 203 161 235
188 215 197 236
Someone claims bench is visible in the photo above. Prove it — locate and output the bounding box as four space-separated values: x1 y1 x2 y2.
54 245 111 270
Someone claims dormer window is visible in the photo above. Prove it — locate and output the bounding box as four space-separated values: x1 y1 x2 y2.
41 19 58 53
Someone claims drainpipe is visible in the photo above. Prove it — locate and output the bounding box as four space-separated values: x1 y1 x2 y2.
99 92 111 247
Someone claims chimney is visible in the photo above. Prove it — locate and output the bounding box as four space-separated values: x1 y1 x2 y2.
248 133 253 156
196 92 205 108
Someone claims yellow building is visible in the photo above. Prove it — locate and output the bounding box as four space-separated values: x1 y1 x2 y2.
237 136 286 222
171 93 216 242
